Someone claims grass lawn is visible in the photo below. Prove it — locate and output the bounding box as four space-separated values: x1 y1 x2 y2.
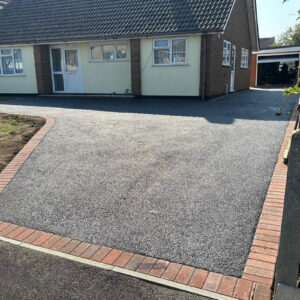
0 114 45 172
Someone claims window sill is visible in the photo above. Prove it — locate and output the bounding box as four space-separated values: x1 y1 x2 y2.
152 63 189 67
89 59 130 63
0 74 25 77
222 64 231 67
240 67 249 69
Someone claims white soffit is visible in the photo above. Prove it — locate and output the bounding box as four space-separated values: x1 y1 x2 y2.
258 57 299 63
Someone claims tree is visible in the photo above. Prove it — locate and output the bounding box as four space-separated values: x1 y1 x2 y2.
273 23 300 46
280 0 300 97
273 2 300 47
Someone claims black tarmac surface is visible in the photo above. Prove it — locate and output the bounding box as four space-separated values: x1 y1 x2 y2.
0 89 295 276
0 241 210 300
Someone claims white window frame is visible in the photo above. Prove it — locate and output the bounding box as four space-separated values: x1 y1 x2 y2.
241 48 249 68
0 48 25 76
222 40 231 66
89 42 129 62
102 44 116 61
153 37 188 66
90 45 102 62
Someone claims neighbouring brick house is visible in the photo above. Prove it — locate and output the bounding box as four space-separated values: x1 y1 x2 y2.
259 37 275 50
0 0 258 98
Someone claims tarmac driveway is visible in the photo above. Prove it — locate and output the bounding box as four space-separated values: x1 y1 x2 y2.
0 89 296 277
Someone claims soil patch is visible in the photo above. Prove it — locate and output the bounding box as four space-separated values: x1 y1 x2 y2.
0 113 45 172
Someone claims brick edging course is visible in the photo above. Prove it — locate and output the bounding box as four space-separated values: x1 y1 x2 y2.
0 116 55 193
0 111 296 300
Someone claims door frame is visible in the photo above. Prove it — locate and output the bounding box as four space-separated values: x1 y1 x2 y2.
230 44 236 92
49 45 83 93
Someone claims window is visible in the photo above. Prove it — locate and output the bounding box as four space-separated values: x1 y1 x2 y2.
116 45 127 59
222 40 231 66
90 46 101 60
241 48 249 68
51 48 62 72
65 50 79 72
172 39 186 63
153 38 187 65
0 49 24 75
103 45 115 61
90 43 128 61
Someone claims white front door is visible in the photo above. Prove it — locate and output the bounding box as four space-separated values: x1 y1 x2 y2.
230 45 236 92
50 46 83 93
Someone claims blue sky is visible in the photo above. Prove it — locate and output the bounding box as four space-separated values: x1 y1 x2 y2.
257 0 299 38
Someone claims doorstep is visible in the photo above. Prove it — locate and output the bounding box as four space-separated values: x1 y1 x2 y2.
38 94 134 100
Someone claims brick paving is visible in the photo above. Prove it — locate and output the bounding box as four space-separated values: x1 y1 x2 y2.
0 108 296 299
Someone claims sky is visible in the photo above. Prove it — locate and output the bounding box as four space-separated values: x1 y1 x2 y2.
257 0 299 39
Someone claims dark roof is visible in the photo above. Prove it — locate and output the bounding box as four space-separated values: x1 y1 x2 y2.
0 0 234 45
259 37 275 49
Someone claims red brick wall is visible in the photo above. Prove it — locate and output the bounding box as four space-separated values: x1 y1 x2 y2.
203 0 252 98
33 45 53 94
250 54 257 87
130 39 141 96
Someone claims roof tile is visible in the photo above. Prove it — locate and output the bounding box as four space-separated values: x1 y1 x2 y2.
0 0 234 44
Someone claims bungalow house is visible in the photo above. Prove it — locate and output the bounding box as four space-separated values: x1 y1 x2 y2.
0 0 259 98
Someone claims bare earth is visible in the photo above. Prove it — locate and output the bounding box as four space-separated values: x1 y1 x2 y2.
0 113 45 172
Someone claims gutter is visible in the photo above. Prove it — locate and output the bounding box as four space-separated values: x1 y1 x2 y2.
0 31 223 48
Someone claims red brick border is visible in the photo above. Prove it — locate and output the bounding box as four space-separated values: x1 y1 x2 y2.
0 116 55 193
0 112 296 300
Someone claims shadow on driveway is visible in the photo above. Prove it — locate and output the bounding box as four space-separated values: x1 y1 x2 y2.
0 88 296 124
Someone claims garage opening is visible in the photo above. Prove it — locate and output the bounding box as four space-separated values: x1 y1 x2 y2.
257 54 299 86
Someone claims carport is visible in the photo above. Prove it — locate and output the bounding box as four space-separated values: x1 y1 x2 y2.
251 45 300 87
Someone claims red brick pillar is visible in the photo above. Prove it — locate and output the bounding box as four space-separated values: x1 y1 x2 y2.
199 35 207 99
250 53 257 87
33 45 53 94
130 39 141 96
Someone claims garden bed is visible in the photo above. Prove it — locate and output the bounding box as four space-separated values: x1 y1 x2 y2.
0 113 45 172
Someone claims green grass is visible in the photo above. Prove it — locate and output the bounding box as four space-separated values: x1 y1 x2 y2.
0 120 21 136
0 126 12 134
10 120 20 126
